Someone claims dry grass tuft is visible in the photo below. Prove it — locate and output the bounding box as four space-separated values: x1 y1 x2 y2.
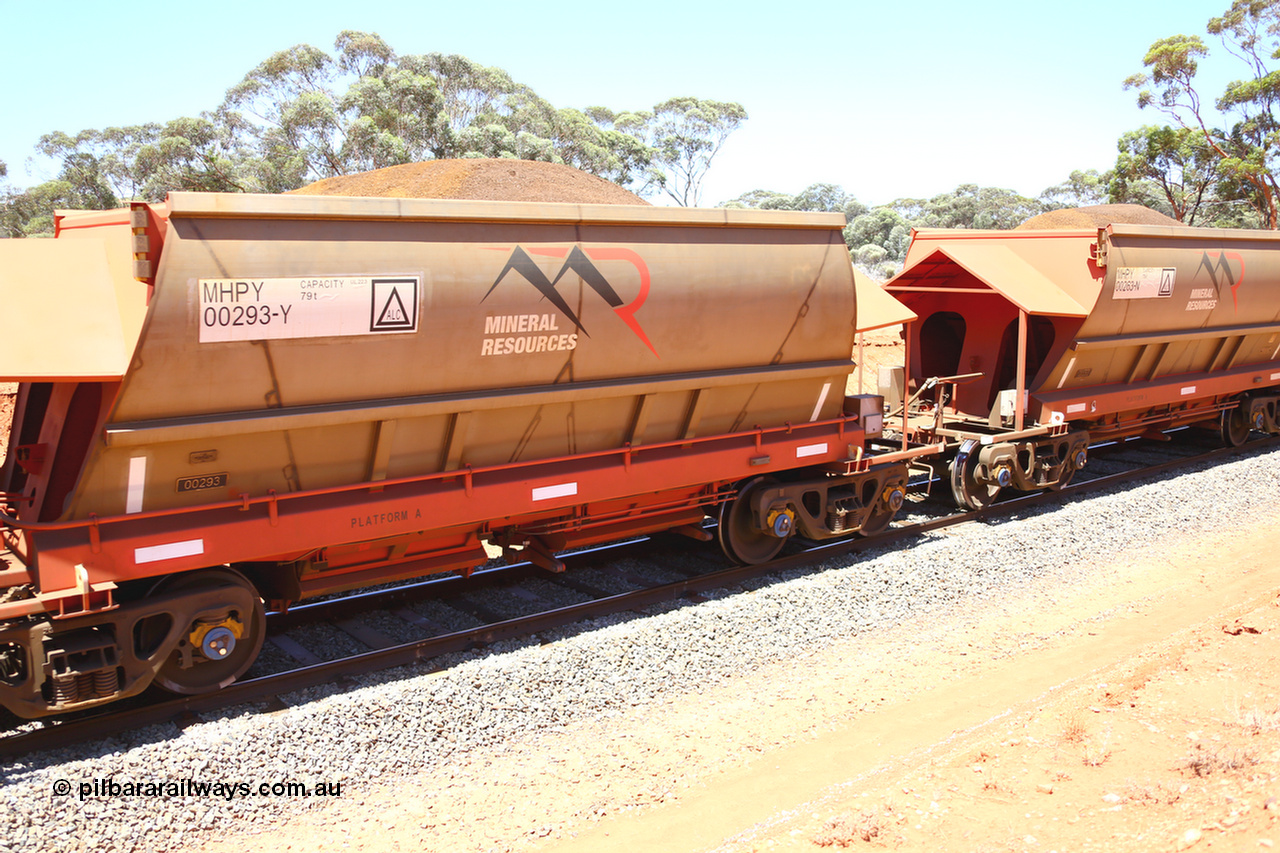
1059 710 1088 744
1182 744 1257 777
1059 709 1114 766
1226 698 1280 733
1082 741 1113 767
980 778 1005 794
1121 780 1184 805
812 805 898 848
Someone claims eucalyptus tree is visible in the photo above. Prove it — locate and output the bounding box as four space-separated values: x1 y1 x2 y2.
222 33 419 184
2 32 746 233
1110 126 1221 223
721 183 867 221
1039 169 1112 208
221 38 640 182
1125 0 1280 227
626 97 747 206
550 108 653 189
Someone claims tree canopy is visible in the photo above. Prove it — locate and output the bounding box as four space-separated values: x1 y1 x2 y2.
1110 126 1222 224
1 32 749 235
8 11 1280 245
722 182 866 220
1125 0 1280 227
634 97 748 207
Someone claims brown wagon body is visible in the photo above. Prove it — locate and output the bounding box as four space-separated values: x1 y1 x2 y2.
0 193 912 718
887 224 1280 508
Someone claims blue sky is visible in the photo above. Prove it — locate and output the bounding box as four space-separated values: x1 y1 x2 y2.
0 0 1241 206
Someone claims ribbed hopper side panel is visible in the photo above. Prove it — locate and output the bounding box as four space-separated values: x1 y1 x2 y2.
1045 225 1280 397
63 195 857 520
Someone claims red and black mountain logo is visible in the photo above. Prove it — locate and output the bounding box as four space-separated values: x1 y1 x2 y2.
483 245 658 357
1195 250 1245 310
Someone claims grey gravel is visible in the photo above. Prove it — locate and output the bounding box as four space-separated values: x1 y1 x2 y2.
3 443 1279 852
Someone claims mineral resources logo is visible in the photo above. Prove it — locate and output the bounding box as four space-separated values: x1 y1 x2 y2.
480 245 658 357
1192 250 1245 311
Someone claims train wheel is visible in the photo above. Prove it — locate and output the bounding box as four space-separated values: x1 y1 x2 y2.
949 440 1000 511
1220 403 1251 448
148 568 266 695
717 477 787 565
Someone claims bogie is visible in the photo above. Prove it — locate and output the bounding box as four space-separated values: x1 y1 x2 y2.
716 465 911 565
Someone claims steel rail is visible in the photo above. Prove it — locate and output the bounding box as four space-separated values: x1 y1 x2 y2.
265 533 654 630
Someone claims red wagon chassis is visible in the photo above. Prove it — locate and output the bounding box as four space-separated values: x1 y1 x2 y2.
1 414 888 618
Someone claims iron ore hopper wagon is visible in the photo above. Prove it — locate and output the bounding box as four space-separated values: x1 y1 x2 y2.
885 224 1280 509
0 193 915 718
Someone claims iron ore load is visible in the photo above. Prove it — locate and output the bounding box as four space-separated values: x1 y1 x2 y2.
885 223 1280 509
0 192 912 718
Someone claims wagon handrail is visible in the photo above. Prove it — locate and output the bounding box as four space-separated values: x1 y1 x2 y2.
888 371 984 419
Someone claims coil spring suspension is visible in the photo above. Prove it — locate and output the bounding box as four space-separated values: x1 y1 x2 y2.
826 496 863 533
51 673 88 704
93 668 119 696
50 669 120 705
49 666 120 701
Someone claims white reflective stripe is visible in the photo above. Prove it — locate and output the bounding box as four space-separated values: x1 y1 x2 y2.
1272 371 1280 381
135 539 204 565
126 456 147 514
1057 357 1076 390
532 482 577 502
809 382 832 422
1066 403 1087 414
796 443 828 459
1181 385 1197 396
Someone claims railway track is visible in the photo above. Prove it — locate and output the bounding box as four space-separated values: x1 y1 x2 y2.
2 431 1273 759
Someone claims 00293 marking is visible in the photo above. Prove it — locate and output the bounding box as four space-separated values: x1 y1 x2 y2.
197 276 420 343
176 473 228 493
202 304 292 329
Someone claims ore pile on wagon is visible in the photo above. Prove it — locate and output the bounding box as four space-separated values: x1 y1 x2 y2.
289 157 652 205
